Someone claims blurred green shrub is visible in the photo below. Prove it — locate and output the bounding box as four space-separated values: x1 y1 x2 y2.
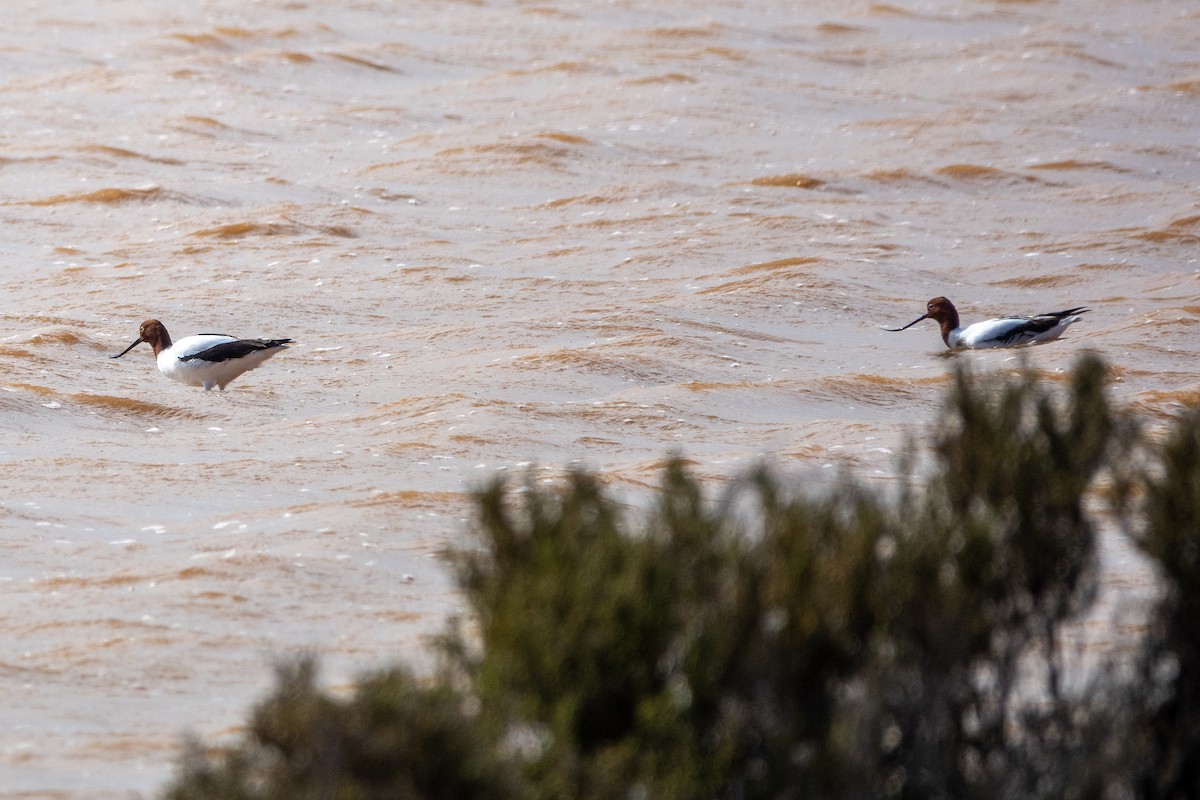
165 659 517 800
164 354 1200 800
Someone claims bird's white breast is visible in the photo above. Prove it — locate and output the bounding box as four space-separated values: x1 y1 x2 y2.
156 335 238 387
954 319 1026 349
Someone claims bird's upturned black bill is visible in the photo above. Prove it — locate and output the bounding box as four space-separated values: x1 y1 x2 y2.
111 339 143 358
883 314 929 332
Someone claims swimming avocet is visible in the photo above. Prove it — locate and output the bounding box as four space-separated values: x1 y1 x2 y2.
885 297 1088 349
112 319 292 390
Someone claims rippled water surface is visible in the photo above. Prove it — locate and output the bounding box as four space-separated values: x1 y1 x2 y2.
2 0 1196 795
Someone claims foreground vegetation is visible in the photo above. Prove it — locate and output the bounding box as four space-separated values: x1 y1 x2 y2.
166 354 1200 799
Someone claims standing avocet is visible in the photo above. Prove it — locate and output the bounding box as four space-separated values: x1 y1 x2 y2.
885 297 1088 349
112 319 292 390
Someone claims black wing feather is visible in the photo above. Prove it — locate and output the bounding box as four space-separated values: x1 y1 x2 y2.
179 338 292 363
996 308 1089 345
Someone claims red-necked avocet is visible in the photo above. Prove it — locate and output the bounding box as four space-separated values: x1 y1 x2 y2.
885 297 1088 349
111 319 292 390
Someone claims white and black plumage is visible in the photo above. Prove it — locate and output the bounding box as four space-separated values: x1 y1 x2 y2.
885 296 1088 349
112 319 292 390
